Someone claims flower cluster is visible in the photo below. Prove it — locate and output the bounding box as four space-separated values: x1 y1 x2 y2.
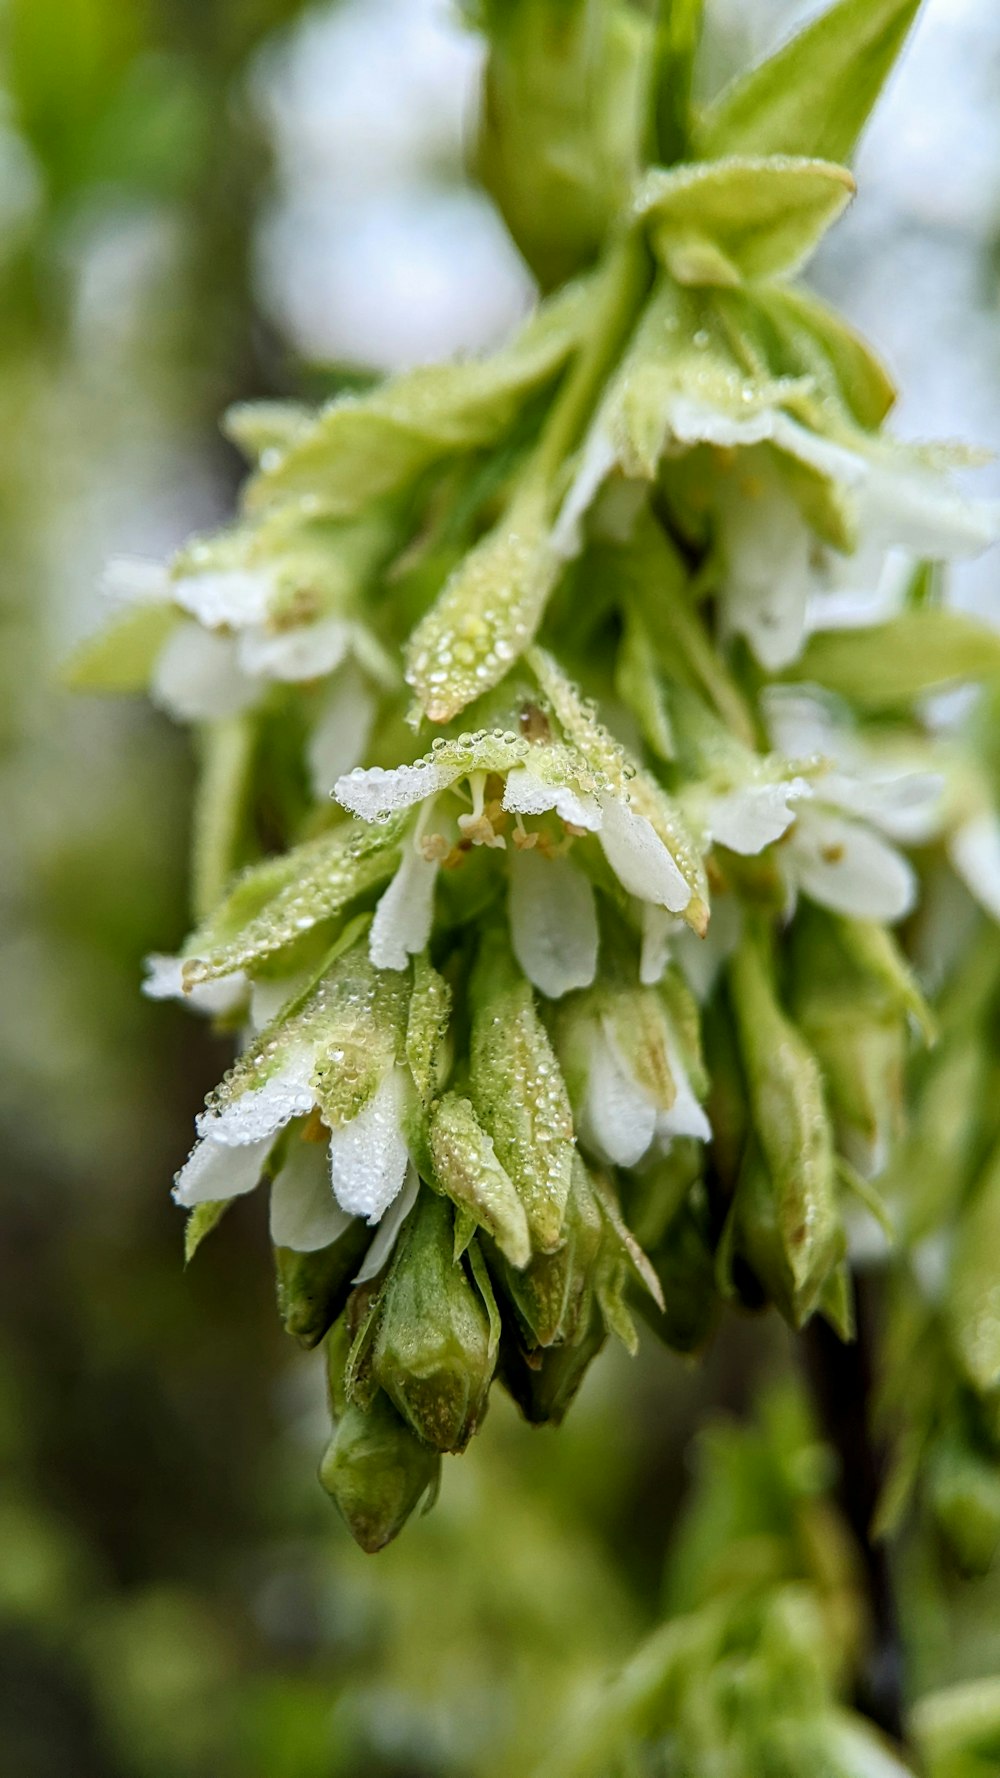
74 0 1000 1552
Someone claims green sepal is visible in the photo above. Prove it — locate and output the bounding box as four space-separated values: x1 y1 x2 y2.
319 1392 440 1554
405 953 453 1105
635 156 854 288
178 820 403 988
789 610 1000 710
694 0 923 167
728 929 841 1324
428 1091 532 1269
928 1435 1000 1575
62 603 178 693
641 1199 720 1355
499 1305 606 1427
406 488 560 724
469 925 575 1252
751 283 895 431
184 1199 232 1264
500 1155 604 1348
274 1219 372 1349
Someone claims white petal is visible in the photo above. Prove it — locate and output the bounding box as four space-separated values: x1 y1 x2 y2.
196 1051 316 1146
704 777 811 855
269 1134 354 1252
581 1024 657 1168
335 757 452 819
502 766 603 830
352 1165 420 1284
143 953 249 1016
102 555 170 606
307 663 376 795
328 1067 409 1223
717 480 813 670
172 568 274 629
172 1132 273 1207
550 425 617 560
369 848 438 971
639 903 675 986
509 848 599 999
656 1029 710 1144
151 623 259 723
238 614 352 683
789 809 916 922
762 685 840 762
825 767 945 844
949 811 1000 922
598 793 691 912
861 462 1000 560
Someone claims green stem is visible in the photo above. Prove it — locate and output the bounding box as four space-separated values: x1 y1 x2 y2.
529 233 649 498
191 713 256 921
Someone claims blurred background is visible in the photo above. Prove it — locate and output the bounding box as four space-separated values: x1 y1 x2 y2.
3 2 1000 1773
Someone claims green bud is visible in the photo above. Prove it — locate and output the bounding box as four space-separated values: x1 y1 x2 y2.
319 1393 440 1554
373 1190 495 1452
274 1219 372 1349
475 0 648 289
728 928 840 1324
502 1155 604 1348
470 927 575 1252
500 1304 606 1426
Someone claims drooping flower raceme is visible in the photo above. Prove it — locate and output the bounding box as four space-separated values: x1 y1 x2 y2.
72 0 1000 1560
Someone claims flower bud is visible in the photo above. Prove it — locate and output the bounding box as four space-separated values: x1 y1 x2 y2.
500 1305 607 1426
501 1155 604 1349
319 1393 440 1554
373 1190 496 1452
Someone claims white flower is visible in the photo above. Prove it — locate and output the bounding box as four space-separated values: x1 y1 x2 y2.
173 1051 412 1246
336 729 696 988
553 385 1000 670
764 687 945 922
579 1013 710 1170
948 809 1000 923
105 553 390 793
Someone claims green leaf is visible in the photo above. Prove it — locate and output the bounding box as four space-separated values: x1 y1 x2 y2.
789 610 1000 709
407 489 560 724
62 603 177 693
243 281 591 518
694 0 923 166
636 156 854 287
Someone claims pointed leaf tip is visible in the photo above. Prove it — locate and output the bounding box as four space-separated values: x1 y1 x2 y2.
694 0 923 167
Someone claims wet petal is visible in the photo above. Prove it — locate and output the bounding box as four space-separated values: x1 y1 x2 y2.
598 793 692 911
172 567 273 628
173 1132 273 1207
328 1067 409 1222
502 765 602 829
143 953 249 1016
269 1133 354 1252
581 1025 657 1168
509 848 599 999
352 1165 420 1283
196 1051 316 1146
369 847 439 971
